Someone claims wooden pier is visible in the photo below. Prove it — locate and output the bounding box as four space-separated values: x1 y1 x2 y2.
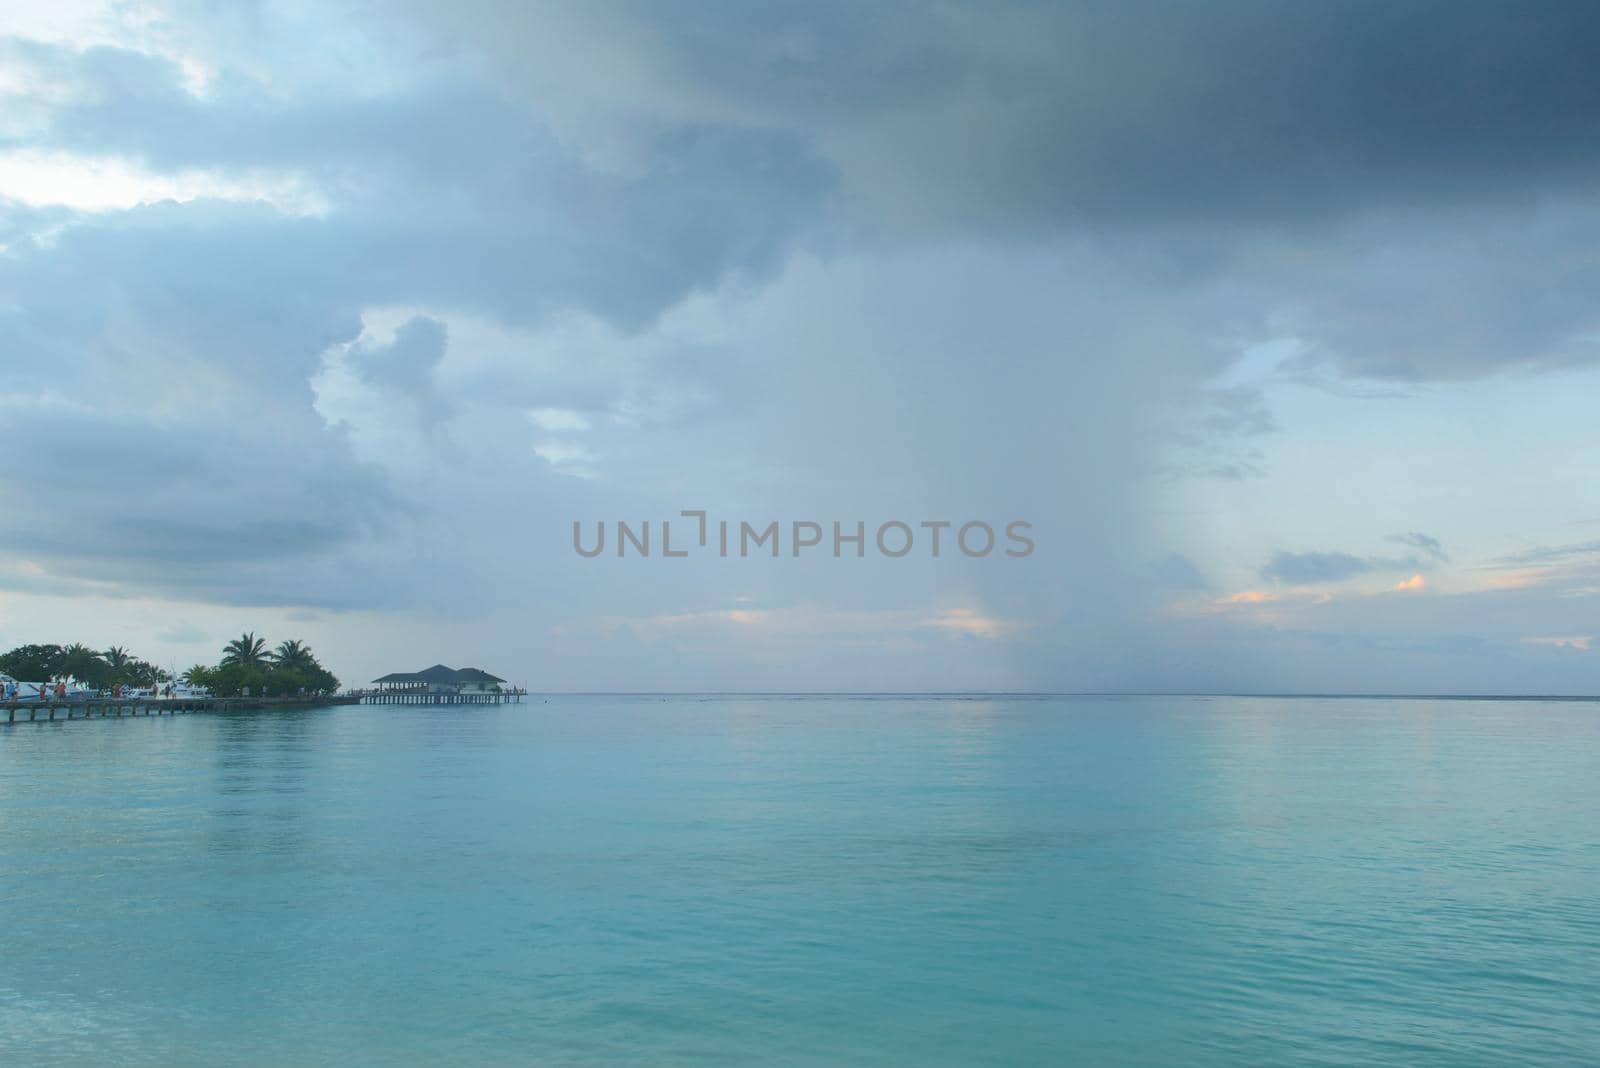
1 689 526 723
2 695 356 725
353 688 527 706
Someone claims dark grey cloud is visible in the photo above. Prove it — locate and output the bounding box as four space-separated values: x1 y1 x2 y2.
4 203 358 402
398 1 1600 384
1262 551 1376 585
410 0 1600 228
1249 202 1600 380
0 31 836 608
1389 531 1448 562
8 39 836 330
0 408 398 604
1261 537 1447 585
1485 540 1600 568
349 316 449 404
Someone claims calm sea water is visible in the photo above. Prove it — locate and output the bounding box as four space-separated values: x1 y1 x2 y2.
2 695 1597 1065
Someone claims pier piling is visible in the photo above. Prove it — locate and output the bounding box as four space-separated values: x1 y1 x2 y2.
1 694 361 725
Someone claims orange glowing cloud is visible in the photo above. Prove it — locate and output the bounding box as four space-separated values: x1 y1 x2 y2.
921 607 1024 638
1523 635 1593 652
557 603 1026 643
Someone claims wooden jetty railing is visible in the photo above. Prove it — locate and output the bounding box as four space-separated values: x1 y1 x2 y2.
352 687 527 706
1 694 358 725
2 689 525 724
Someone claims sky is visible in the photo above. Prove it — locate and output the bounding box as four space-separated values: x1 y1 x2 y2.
2 0 1600 694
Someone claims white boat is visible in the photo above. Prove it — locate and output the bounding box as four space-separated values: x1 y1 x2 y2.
4 677 51 701
4 676 97 701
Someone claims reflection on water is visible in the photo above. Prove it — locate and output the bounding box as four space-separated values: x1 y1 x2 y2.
2 695 1598 1065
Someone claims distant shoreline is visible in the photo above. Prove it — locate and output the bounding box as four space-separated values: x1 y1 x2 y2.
492 691 1600 702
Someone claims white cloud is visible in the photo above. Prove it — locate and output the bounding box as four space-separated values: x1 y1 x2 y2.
2 0 126 49
0 149 327 215
532 441 598 476
528 407 592 432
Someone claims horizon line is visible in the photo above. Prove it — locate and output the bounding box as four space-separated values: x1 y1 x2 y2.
509 690 1600 702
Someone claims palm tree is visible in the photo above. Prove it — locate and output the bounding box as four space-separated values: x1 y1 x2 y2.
273 639 314 671
221 632 269 667
103 646 130 673
181 665 210 685
61 642 102 672
60 643 107 688
127 662 169 687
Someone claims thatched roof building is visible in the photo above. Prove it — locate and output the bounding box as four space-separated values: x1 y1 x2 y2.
371 664 507 692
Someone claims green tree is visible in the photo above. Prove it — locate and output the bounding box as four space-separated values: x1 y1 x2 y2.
3 634 338 702
270 663 340 696
59 643 110 688
101 645 158 689
221 632 269 668
206 662 270 697
124 660 171 687
273 639 313 671
0 644 65 681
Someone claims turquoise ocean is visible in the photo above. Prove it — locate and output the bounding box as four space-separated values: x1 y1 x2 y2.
2 695 1597 1065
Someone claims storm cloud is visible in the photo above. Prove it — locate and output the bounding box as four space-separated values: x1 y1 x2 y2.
2 1 1598 691
411 1 1600 226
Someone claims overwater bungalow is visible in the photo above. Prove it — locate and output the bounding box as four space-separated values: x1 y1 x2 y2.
361 665 524 705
